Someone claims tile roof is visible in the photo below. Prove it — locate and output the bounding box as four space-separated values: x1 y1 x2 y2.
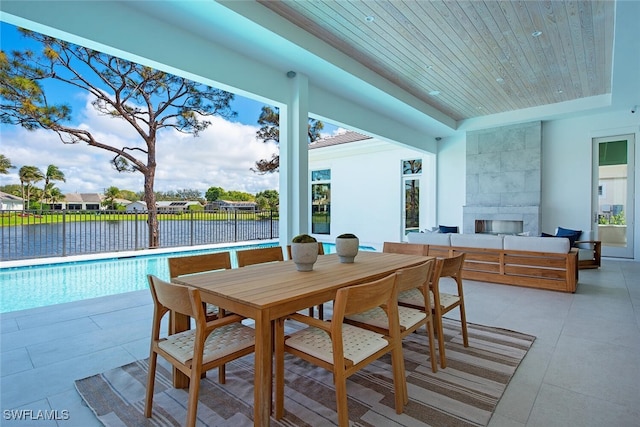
64 193 103 203
309 131 372 149
0 191 23 201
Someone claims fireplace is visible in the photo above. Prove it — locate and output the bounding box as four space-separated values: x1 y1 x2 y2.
463 122 542 236
475 219 523 235
463 205 540 236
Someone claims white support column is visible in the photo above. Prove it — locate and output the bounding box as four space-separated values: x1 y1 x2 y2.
279 71 310 245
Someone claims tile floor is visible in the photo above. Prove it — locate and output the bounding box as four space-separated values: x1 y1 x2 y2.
1 259 639 426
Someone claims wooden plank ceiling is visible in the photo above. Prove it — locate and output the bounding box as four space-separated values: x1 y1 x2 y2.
258 0 615 121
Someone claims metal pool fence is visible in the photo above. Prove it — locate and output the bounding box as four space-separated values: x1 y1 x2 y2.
0 209 279 261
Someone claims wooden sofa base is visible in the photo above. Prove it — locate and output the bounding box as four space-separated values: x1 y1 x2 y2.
577 240 601 269
423 244 579 293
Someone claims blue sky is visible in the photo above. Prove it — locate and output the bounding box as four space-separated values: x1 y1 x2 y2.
0 22 339 196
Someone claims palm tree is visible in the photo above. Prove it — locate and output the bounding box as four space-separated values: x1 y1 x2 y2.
48 187 64 205
41 165 66 206
103 186 120 210
18 165 44 211
0 154 15 174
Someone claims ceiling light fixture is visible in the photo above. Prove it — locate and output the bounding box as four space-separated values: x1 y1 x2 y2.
532 30 543 37
365 15 375 22
429 90 440 96
496 77 504 83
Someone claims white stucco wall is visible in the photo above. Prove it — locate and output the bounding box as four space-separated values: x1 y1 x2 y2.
309 138 435 250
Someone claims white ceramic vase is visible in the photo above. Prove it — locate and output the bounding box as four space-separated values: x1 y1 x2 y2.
291 242 319 271
335 236 359 263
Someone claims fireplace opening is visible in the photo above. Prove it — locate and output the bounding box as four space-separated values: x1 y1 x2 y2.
475 220 523 235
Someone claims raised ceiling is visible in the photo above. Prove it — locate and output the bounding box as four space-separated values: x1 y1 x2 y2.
258 0 615 121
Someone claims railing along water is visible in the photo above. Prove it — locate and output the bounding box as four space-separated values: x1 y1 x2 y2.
0 209 278 261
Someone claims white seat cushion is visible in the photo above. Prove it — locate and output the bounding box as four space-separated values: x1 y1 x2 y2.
345 306 426 331
503 235 570 253
398 288 425 308
285 324 388 365
450 233 504 249
159 323 255 364
398 289 460 310
407 232 451 246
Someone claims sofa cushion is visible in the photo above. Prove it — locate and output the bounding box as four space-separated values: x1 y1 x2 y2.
503 235 570 253
555 227 582 247
439 225 459 233
450 233 504 249
408 232 451 246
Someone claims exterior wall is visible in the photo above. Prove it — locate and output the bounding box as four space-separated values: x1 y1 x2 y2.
309 138 435 250
438 110 640 260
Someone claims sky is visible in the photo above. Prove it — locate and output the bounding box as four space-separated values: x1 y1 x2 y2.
0 22 339 197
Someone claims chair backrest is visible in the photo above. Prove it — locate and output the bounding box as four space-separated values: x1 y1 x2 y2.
383 241 427 256
333 273 398 321
286 242 325 259
168 252 232 279
236 246 284 267
394 259 434 293
439 252 465 279
148 274 203 322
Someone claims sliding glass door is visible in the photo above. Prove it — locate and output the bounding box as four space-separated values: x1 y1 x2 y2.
592 135 635 258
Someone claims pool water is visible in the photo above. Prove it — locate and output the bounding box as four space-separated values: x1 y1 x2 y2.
0 242 374 313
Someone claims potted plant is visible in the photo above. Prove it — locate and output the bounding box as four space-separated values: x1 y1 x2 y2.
291 234 319 271
335 233 359 263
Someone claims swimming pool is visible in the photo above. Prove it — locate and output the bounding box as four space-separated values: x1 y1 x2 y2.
0 241 375 313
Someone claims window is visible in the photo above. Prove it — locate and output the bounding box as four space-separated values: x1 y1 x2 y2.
402 159 422 234
311 169 330 234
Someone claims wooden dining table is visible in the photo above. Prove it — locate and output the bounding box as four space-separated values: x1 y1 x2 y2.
172 250 432 426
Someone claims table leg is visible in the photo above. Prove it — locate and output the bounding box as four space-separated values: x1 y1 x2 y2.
171 311 191 388
253 311 273 426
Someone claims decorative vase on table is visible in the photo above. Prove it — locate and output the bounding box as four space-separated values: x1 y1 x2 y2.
335 233 359 263
291 234 319 271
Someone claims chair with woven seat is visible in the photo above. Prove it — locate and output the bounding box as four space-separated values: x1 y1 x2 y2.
236 245 284 267
275 273 407 426
168 251 232 322
286 242 326 319
397 252 468 368
344 259 438 373
145 275 255 427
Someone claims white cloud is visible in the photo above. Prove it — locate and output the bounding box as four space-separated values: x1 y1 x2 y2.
0 94 279 197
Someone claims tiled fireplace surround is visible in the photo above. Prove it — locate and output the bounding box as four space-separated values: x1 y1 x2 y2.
462 121 542 236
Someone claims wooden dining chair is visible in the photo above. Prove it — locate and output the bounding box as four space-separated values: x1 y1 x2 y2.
382 241 427 256
344 259 439 373
275 273 407 426
286 242 326 319
168 251 232 321
145 275 255 427
236 245 284 267
397 252 468 368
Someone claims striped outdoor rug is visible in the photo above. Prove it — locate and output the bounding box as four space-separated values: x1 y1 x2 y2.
75 319 535 426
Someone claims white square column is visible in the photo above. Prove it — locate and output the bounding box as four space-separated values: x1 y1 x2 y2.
279 71 310 244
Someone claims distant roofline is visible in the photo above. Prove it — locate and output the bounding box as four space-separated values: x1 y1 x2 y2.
309 130 372 149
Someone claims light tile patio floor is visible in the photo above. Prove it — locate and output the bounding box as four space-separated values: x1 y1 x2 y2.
1 259 639 426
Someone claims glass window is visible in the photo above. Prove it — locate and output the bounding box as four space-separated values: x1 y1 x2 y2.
311 169 330 234
312 169 331 181
402 159 422 235
403 159 422 175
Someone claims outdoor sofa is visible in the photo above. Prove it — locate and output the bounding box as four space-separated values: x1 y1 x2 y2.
407 232 579 293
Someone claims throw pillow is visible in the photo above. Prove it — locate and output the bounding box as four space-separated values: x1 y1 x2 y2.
555 227 582 247
439 225 459 234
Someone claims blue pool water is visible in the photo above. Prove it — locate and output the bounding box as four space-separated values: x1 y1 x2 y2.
0 242 375 313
